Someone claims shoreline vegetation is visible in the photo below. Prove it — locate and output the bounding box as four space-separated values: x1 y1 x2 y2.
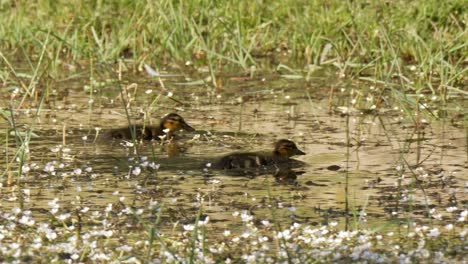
1 1 466 121
1 1 466 83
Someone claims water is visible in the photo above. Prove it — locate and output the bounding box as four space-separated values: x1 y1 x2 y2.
1 71 466 233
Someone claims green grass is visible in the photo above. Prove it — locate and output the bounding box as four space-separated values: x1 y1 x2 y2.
0 0 465 84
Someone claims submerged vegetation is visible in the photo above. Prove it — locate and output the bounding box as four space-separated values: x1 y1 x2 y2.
0 0 466 263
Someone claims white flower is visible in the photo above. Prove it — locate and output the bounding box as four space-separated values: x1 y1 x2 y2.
73 168 82 175
427 228 440 237
104 230 113 237
10 243 20 249
57 213 71 221
149 162 160 170
46 230 57 241
44 164 55 173
240 211 253 222
432 214 442 220
183 224 194 231
117 245 133 252
122 141 134 147
22 165 30 173
446 206 458 213
51 147 60 153
19 216 35 226
132 167 141 176
278 230 291 240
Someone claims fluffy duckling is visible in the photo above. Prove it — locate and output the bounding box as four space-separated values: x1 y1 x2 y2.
105 113 195 141
217 139 305 169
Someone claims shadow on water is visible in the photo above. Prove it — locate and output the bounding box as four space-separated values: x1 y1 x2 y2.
0 72 466 232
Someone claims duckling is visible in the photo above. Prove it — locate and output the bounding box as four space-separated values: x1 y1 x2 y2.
105 113 195 141
217 139 306 169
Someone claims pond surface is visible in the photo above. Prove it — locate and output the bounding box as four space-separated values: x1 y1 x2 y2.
1 69 466 235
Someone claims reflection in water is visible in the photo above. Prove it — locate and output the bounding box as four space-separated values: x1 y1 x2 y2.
213 165 305 185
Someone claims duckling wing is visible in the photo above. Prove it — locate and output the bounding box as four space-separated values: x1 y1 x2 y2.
217 153 267 169
101 125 149 140
104 127 132 140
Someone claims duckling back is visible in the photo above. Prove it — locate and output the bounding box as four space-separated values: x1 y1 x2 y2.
217 153 266 169
101 125 159 141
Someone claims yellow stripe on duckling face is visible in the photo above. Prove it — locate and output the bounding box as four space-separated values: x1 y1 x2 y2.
163 119 183 131
277 146 294 157
161 113 195 132
275 139 306 157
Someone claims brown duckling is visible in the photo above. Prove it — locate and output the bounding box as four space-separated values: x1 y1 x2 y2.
105 113 195 141
217 139 306 169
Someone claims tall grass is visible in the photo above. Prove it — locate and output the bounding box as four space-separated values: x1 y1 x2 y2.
0 0 466 123
1 1 465 77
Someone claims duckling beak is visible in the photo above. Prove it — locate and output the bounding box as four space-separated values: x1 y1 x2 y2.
294 148 306 155
181 121 195 132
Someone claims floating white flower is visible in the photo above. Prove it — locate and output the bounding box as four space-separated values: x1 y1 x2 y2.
446 206 458 213
183 224 194 231
132 167 141 176
427 228 440 237
22 165 30 173
149 162 160 170
44 164 55 173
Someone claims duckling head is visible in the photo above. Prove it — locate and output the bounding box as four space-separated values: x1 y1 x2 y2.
274 139 306 157
161 113 195 132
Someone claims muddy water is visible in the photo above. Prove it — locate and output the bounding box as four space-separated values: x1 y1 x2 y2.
1 72 466 232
